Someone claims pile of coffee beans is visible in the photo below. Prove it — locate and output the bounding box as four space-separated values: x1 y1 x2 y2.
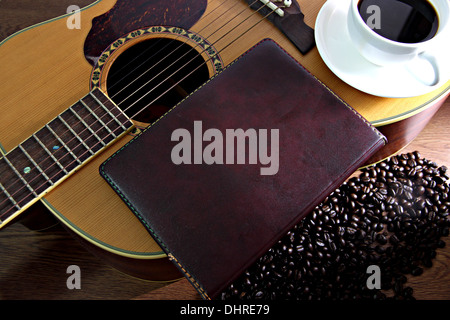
221 151 449 300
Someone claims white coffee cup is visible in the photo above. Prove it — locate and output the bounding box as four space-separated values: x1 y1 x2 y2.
347 0 450 86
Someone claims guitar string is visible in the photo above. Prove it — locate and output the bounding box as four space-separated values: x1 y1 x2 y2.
0 0 265 201
0 0 273 217
115 0 267 109
0 0 261 208
109 0 256 103
0 0 258 211
7 0 259 194
105 0 235 93
0 2 278 220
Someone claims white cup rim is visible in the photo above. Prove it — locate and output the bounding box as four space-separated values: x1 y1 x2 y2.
350 0 446 48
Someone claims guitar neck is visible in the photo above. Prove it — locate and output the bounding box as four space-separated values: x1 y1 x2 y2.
0 88 133 226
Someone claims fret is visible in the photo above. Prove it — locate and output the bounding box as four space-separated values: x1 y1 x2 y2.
0 157 35 218
45 124 82 165
25 135 65 184
0 181 20 223
34 126 79 175
81 89 133 140
63 104 106 155
1 154 37 197
0 88 133 226
32 133 69 176
68 106 106 148
79 99 117 139
57 115 95 156
18 144 53 186
6 144 52 195
97 89 133 131
0 182 20 209
71 99 112 146
89 90 130 131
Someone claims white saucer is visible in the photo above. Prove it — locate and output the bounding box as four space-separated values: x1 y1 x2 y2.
314 0 449 98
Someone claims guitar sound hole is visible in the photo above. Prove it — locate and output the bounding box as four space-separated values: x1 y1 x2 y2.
106 38 210 124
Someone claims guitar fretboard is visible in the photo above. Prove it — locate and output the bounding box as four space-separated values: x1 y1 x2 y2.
0 89 133 224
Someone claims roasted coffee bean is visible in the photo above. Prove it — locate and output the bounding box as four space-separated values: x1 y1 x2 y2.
411 267 424 276
376 234 387 245
222 152 449 301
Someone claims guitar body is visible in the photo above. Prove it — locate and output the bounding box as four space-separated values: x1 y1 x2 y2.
0 0 448 281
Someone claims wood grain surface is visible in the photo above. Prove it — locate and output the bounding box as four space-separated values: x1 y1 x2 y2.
0 0 448 300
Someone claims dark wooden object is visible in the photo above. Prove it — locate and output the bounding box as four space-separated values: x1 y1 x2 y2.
245 0 315 54
83 0 207 65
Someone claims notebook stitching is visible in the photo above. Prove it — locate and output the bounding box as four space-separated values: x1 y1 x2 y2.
98 40 267 299
167 254 211 300
99 169 211 299
99 38 385 299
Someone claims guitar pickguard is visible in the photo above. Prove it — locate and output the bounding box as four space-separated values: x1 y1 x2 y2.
83 0 208 66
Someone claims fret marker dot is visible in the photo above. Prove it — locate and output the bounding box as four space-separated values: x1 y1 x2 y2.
53 145 60 150
24 167 31 174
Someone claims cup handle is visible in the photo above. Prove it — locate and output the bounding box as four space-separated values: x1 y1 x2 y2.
406 51 441 87
420 51 441 86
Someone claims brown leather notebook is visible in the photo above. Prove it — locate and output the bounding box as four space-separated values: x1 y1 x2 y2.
100 39 386 299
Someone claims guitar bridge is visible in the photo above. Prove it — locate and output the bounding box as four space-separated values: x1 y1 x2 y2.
258 0 293 17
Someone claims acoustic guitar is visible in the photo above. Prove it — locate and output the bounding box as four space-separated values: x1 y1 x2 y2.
0 0 449 281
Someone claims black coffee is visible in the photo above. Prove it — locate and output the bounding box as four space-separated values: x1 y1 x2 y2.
358 0 439 43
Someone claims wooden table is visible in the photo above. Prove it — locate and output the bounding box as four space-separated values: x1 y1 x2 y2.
0 0 449 300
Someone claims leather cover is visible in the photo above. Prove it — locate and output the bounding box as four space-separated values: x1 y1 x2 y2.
100 39 386 299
